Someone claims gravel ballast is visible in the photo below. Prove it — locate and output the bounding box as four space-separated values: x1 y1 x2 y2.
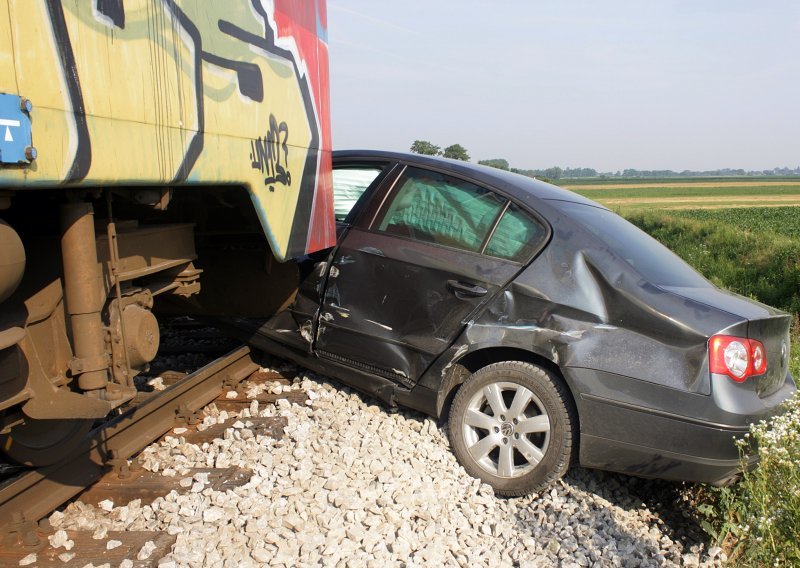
51 367 725 567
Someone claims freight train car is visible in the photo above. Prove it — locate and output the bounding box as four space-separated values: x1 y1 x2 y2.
0 0 333 465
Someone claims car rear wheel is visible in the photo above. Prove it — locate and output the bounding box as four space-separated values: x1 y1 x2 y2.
448 361 575 496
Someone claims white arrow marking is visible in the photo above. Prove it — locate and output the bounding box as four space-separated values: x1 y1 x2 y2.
0 119 20 143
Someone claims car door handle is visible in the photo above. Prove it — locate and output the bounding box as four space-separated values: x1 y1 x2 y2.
447 280 487 297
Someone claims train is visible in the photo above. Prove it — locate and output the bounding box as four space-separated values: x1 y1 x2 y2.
0 0 333 466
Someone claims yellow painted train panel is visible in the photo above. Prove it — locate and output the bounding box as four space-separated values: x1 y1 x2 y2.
0 0 334 259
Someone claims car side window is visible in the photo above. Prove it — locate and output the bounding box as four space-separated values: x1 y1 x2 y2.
374 167 505 253
333 166 384 222
485 204 547 262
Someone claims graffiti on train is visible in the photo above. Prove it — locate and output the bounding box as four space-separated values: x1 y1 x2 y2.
0 0 334 257
251 115 292 192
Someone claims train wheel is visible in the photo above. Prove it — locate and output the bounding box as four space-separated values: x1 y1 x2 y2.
0 418 93 466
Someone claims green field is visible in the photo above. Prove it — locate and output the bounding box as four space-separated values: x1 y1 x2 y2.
571 184 800 200
554 179 800 211
558 175 800 186
665 207 800 239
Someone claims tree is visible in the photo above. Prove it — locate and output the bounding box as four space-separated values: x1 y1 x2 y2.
478 158 509 171
410 140 441 156
543 166 562 180
442 144 470 161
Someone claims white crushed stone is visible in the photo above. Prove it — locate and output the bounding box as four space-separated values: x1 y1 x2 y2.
48 529 70 549
92 526 108 540
106 539 122 550
50 368 722 567
98 499 114 512
120 559 134 568
148 377 166 391
58 552 76 562
244 383 268 398
138 540 157 560
225 391 239 399
18 553 36 566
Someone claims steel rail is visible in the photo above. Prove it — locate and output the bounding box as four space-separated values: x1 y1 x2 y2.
0 345 258 534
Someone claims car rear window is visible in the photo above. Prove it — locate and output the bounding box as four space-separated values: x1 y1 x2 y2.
485 204 547 262
552 201 711 288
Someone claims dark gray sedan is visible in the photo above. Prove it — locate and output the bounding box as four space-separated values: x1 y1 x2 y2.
244 150 796 496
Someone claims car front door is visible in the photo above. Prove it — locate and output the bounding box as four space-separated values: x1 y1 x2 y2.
258 160 397 351
314 164 548 387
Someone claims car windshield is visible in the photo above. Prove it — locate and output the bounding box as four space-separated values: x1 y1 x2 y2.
551 201 711 288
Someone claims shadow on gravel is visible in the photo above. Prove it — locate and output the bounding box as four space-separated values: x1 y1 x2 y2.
512 466 713 565
567 468 709 547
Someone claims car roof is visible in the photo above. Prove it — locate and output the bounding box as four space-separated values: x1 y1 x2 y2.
332 149 603 209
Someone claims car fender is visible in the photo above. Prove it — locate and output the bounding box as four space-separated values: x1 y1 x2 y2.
419 318 572 418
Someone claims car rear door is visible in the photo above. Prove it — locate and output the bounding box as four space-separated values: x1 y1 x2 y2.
314 164 548 387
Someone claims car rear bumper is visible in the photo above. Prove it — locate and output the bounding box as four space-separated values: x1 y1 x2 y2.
576 392 752 484
579 432 754 485
564 367 795 484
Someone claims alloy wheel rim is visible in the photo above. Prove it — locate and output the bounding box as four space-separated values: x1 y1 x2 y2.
462 381 551 478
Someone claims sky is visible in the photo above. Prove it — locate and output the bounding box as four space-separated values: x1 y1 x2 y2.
326 0 800 172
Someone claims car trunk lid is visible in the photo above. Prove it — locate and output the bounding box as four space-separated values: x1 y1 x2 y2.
663 286 792 397
748 316 792 397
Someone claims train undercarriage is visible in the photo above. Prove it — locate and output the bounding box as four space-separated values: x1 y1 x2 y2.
0 187 299 466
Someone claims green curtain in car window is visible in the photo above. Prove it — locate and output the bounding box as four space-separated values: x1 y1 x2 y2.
485 205 543 261
380 176 504 252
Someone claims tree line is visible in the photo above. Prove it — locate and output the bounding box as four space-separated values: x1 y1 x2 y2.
511 166 800 180
409 141 799 180
410 140 470 161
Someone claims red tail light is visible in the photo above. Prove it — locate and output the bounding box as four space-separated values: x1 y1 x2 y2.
709 335 768 382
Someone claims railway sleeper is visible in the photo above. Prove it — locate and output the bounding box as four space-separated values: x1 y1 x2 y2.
0 347 261 559
0 529 176 567
0 354 298 565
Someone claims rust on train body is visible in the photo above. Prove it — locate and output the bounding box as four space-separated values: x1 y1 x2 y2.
0 0 332 465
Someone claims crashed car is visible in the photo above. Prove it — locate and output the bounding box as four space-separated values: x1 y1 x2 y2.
242 150 796 496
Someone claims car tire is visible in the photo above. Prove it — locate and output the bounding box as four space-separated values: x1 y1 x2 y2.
448 361 575 497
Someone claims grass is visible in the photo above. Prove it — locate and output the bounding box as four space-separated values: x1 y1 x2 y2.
573 185 800 200
614 200 800 211
624 205 800 564
668 208 800 240
559 175 800 186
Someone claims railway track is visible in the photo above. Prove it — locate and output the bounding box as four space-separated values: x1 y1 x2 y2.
0 344 262 564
